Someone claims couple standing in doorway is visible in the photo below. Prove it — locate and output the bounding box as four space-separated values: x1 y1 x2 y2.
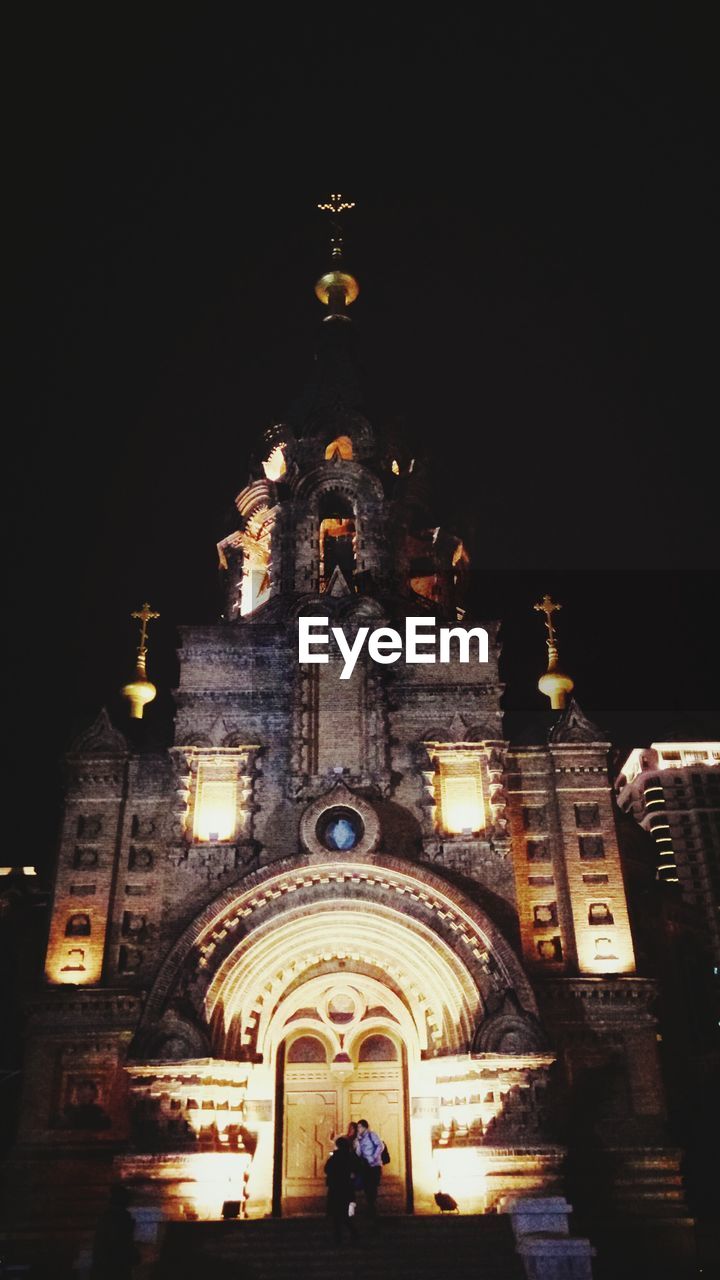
325 1118 387 1244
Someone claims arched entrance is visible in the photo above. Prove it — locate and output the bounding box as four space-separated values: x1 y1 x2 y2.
276 989 408 1215
133 856 553 1218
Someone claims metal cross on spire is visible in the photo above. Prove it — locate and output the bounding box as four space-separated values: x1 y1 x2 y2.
317 192 356 260
131 602 160 654
534 594 574 709
533 593 562 652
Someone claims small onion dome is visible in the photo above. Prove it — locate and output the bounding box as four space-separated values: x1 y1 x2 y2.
315 270 360 306
538 667 575 711
121 654 157 720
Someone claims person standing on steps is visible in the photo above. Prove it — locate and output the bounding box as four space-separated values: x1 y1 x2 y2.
325 1136 362 1245
346 1120 364 1202
91 1184 138 1279
356 1118 385 1216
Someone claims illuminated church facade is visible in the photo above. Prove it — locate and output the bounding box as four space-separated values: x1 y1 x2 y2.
10 214 687 1241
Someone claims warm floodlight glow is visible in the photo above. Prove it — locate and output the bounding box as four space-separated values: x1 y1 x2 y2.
178 1152 252 1220
441 771 484 835
194 764 238 843
46 942 102 985
324 436 353 460
262 445 287 481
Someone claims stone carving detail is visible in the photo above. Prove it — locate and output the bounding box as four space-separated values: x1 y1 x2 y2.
549 697 604 744
77 816 103 839
119 946 144 975
129 847 154 871
423 715 486 744
122 912 148 940
131 1011 211 1062
73 847 99 869
472 991 547 1055
69 708 128 756
131 816 159 839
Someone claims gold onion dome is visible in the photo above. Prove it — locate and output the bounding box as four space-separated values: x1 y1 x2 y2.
314 270 360 307
534 594 575 711
538 665 575 711
121 603 159 720
121 660 157 720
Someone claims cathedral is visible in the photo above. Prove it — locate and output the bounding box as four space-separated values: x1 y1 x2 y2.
6 203 694 1271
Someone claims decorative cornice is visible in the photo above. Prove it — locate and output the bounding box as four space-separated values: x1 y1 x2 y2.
27 990 144 1026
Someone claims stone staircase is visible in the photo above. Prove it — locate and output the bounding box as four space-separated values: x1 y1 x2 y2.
155 1214 526 1280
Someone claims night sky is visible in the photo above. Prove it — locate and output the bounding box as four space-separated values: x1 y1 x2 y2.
8 10 718 868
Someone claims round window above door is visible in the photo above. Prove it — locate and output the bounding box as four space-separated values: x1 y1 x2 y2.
317 807 365 852
299 782 380 858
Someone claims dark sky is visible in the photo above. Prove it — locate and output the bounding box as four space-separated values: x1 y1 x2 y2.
8 9 718 866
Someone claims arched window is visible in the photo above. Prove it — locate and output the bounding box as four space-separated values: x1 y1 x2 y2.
357 1034 398 1062
287 1035 328 1063
324 436 353 461
319 492 356 589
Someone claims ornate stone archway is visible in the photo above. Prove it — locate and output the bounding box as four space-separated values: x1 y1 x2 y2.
126 856 558 1218
139 854 537 1051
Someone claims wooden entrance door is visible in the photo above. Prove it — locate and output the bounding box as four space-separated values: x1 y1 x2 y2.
281 1059 405 1214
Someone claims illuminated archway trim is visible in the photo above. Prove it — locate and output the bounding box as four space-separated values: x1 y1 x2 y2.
141 855 536 1051
208 905 476 1058
260 972 419 1067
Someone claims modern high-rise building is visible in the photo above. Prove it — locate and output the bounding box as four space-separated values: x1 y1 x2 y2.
615 742 720 961
3 207 698 1275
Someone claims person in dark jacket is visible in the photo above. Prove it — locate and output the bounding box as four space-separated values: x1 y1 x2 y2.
91 1184 138 1279
324 1136 361 1245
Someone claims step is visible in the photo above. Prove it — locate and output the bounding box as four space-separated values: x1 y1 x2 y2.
156 1215 525 1280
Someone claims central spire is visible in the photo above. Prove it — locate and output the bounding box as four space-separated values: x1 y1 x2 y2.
534 593 575 711
315 192 359 316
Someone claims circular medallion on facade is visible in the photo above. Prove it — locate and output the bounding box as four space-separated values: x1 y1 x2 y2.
299 782 380 858
317 807 365 852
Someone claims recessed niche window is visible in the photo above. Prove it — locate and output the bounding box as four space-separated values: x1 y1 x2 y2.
579 836 605 860
575 803 600 829
438 759 485 835
129 847 153 871
583 873 609 885
118 946 143 974
121 912 148 940
287 1036 328 1064
73 848 98 870
65 912 91 938
528 875 554 887
76 816 102 839
523 806 547 832
326 992 357 1024
194 759 238 843
533 902 558 928
358 1035 398 1062
316 807 364 852
319 492 356 588
588 902 614 926
537 937 563 962
527 840 551 863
